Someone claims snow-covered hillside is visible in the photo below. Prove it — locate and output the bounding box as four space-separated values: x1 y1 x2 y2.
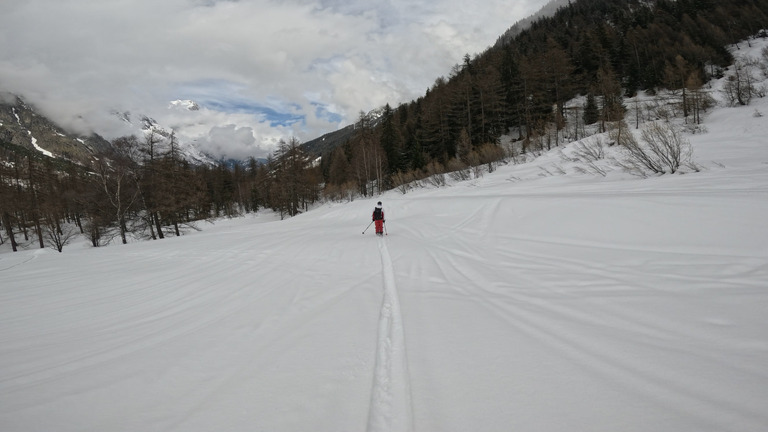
1 41 768 432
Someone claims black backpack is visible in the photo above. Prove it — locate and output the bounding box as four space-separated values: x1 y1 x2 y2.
373 207 383 220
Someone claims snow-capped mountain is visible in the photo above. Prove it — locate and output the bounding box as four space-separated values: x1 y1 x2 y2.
169 99 200 111
0 95 216 167
112 103 216 166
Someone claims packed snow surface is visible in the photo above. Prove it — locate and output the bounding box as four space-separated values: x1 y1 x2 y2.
2 44 768 432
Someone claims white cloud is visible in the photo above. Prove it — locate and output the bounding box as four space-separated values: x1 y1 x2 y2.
0 0 552 158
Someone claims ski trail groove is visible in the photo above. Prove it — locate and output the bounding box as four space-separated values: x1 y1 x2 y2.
366 239 414 432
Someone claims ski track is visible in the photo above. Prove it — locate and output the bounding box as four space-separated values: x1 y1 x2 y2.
366 238 414 432
1 223 384 431
403 220 768 431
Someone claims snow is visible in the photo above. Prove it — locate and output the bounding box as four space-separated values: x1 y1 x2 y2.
9 106 54 157
27 131 54 158
169 99 200 111
2 40 768 432
368 240 413 432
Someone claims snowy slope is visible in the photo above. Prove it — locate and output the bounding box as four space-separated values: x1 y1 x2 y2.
2 44 768 432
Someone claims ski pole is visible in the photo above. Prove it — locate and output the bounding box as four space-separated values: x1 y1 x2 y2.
362 220 374 234
383 221 388 236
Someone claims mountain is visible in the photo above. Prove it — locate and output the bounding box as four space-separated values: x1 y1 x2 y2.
494 0 572 47
0 96 215 165
0 94 217 168
301 123 358 156
301 106 386 156
168 99 200 111
299 0 575 158
113 106 216 166
0 96 111 164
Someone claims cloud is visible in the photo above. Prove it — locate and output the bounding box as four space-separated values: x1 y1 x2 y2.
202 124 260 161
0 0 551 159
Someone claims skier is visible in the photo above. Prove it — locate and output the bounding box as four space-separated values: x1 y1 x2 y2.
372 201 385 236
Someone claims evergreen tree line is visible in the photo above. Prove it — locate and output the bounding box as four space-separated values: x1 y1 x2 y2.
319 0 768 197
0 135 320 252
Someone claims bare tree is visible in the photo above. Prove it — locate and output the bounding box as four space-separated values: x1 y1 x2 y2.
270 137 319 218
596 65 625 133
91 137 142 244
44 216 77 252
686 74 714 125
722 59 758 106
139 131 164 239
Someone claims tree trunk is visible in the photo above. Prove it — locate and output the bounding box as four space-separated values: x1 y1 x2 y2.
154 212 164 239
120 217 128 244
2 213 18 252
35 217 44 249
18 211 29 241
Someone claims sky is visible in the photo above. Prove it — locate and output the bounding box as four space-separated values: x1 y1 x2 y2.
0 0 553 160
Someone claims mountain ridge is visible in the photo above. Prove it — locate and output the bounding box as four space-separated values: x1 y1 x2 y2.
0 95 217 167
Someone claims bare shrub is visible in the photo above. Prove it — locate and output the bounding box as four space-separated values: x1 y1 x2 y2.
502 139 522 162
477 143 506 173
619 122 692 174
684 160 703 173
570 138 608 177
424 161 446 187
323 181 357 202
391 171 417 194
572 138 605 162
446 158 471 181
466 152 483 179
